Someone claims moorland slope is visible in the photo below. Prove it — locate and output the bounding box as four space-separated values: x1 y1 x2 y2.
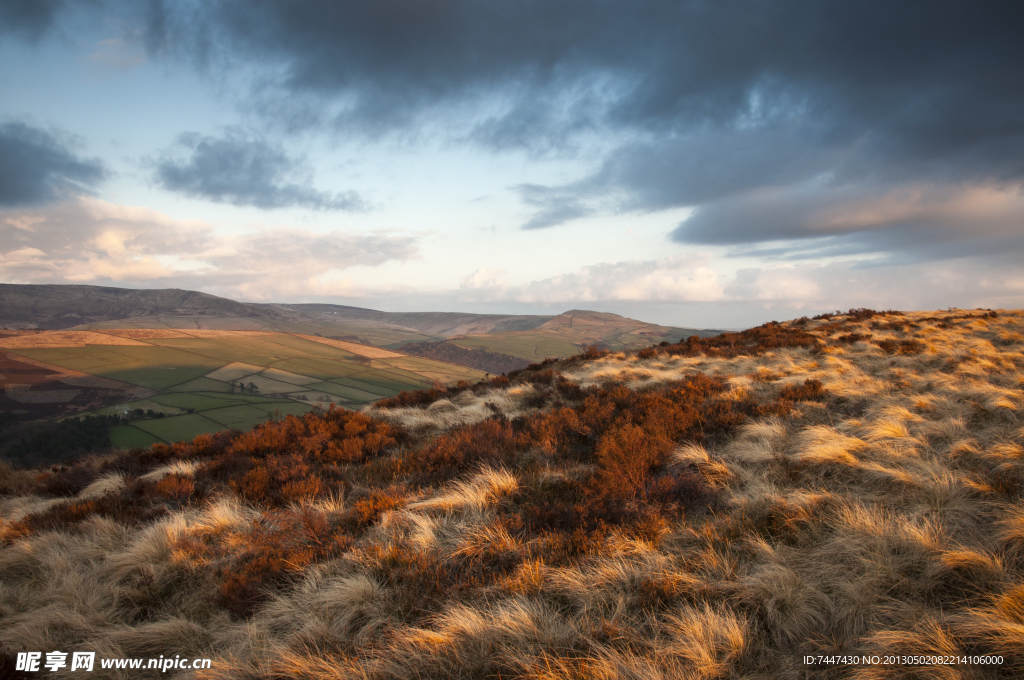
447 308 721 362
0 284 275 330
1 285 720 374
0 284 551 342
2 308 1021 679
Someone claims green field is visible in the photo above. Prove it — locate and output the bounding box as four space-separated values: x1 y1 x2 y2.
203 404 275 426
12 345 222 389
165 376 233 393
109 425 163 449
133 413 226 442
5 330 487 448
150 393 248 411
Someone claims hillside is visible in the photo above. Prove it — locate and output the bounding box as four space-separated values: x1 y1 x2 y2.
0 284 551 340
448 308 722 361
0 284 721 373
397 340 533 374
2 307 1021 678
0 284 278 330
278 303 552 336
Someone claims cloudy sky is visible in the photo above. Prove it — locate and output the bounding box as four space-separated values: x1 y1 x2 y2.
1 1 1022 327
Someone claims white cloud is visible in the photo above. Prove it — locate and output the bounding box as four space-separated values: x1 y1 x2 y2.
724 257 1024 312
451 252 1023 324
0 197 419 300
460 268 507 289
511 254 724 304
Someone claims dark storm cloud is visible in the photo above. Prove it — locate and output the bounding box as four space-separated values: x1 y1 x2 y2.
14 1 1023 245
0 0 66 40
141 1 1024 154
135 0 1024 244
0 122 107 206
672 180 1024 257
515 184 594 231
154 130 366 211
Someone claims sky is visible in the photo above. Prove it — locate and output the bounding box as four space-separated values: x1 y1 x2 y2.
1 0 1022 328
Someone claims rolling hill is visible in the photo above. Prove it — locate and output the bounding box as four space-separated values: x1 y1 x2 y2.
0 284 551 341
0 284 721 374
445 308 722 361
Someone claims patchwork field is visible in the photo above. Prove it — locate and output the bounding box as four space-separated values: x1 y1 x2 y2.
0 329 485 447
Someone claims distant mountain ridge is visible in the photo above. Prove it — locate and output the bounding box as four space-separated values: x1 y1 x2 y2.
277 303 552 336
0 284 553 336
0 284 721 373
0 284 277 329
0 284 714 340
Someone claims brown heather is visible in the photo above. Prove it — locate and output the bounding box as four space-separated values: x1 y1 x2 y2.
1 308 1023 678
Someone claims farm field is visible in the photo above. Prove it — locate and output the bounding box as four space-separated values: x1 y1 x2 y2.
73 314 442 347
0 329 485 447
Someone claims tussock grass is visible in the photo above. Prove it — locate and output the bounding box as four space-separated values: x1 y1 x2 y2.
2 308 1024 678
409 465 518 513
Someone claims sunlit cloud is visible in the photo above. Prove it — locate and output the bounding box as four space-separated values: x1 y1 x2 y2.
0 197 419 299
460 268 508 289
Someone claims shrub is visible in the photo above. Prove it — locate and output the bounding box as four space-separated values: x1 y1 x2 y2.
363 541 516 620
17 489 168 534
153 473 196 502
875 339 924 355
411 418 520 483
645 471 715 509
632 322 822 360
33 463 98 497
210 509 355 617
595 424 674 502
778 379 825 402
343 485 408 531
876 339 900 354
579 344 611 360
230 453 337 507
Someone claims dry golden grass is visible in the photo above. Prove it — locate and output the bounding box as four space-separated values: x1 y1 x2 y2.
0 331 150 348
1 308 1023 678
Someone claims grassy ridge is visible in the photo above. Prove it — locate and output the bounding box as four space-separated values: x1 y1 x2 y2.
398 340 533 374
447 309 722 361
1 308 1022 678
